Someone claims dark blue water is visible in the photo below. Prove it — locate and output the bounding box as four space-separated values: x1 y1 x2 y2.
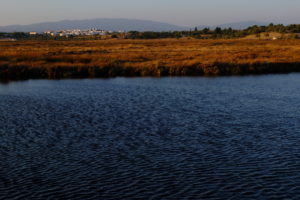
0 75 300 199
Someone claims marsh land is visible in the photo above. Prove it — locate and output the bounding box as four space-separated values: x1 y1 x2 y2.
1 38 300 80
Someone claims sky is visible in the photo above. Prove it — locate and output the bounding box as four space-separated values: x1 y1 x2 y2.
0 0 299 26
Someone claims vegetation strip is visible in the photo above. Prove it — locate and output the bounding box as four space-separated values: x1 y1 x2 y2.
1 39 300 80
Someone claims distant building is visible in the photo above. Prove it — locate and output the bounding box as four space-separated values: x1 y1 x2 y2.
29 32 37 35
44 28 112 37
42 29 110 37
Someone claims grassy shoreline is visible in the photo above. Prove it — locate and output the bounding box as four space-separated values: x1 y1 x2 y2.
1 39 300 80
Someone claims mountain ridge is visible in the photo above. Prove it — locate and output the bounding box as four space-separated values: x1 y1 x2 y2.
0 18 189 32
0 18 278 32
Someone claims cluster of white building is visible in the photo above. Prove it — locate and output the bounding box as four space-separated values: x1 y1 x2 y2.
43 29 115 37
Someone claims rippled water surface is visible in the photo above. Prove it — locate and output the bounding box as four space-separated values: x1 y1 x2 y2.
1 75 300 199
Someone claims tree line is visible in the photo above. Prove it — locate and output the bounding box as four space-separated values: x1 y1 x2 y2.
125 24 300 39
1 23 300 40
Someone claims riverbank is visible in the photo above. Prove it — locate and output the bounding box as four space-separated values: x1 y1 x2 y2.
1 39 300 80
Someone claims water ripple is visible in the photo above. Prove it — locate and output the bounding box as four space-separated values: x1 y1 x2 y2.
0 75 300 199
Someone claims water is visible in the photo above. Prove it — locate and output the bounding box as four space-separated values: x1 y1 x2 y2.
0 75 300 199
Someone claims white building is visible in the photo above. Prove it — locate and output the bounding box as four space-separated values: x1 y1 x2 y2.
43 29 110 37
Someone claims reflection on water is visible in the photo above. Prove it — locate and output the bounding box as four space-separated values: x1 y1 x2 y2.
0 75 300 199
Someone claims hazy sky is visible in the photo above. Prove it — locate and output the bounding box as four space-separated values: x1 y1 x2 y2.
1 0 299 26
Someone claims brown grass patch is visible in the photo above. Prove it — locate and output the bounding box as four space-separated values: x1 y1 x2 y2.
1 38 300 79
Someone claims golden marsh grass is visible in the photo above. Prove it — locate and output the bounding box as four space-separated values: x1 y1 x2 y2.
1 38 300 79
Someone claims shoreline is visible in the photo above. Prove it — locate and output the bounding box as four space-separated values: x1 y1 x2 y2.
1 62 300 81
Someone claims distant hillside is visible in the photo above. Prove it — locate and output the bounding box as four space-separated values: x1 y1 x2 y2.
0 18 189 32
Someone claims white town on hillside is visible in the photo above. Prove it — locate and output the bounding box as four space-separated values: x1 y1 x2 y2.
39 29 124 37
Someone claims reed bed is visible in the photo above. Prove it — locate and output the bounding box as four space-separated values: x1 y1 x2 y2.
1 38 300 80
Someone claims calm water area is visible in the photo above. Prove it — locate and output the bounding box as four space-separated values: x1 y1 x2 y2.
0 75 300 199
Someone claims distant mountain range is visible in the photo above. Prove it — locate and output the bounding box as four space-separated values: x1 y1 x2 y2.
0 18 273 32
0 18 188 32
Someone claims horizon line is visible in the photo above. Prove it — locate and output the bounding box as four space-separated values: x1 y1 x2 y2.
0 17 290 28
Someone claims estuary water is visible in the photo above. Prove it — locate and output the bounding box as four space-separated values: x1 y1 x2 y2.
0 75 300 199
